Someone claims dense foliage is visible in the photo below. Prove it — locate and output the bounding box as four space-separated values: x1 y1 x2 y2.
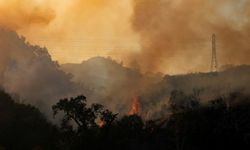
1 90 250 150
0 90 58 150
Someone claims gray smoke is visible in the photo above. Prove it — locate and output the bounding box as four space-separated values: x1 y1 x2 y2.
61 56 161 115
140 65 250 119
0 29 79 118
130 0 250 74
1 28 250 121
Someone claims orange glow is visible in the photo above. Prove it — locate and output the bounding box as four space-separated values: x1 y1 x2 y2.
97 119 105 128
128 96 139 115
0 0 139 65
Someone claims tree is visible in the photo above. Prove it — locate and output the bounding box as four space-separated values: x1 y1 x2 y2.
169 90 200 113
52 95 117 150
0 90 59 150
53 95 117 131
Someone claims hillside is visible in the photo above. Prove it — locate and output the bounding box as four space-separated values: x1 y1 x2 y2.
141 65 250 119
62 57 142 89
0 29 78 117
61 57 161 114
0 90 58 149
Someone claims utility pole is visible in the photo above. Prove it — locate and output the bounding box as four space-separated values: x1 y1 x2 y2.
211 34 218 72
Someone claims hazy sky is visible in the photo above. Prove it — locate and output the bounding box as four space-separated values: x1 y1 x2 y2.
1 0 250 74
0 0 139 64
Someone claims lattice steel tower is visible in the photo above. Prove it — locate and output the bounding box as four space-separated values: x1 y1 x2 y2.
211 34 218 72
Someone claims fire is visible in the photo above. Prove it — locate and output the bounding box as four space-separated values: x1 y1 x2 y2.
97 119 105 128
128 96 139 115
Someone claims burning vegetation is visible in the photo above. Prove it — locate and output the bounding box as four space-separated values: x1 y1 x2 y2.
97 119 105 128
128 96 139 116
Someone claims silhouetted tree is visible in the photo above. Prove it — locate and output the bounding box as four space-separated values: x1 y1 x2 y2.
0 90 59 150
2 89 250 150
169 90 200 113
52 95 117 150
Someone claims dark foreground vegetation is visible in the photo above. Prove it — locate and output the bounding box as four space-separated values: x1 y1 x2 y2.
1 90 250 150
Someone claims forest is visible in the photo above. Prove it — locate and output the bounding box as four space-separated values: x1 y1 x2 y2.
1 0 250 149
1 89 250 150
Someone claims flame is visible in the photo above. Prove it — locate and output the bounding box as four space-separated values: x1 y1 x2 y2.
128 96 139 115
97 119 105 128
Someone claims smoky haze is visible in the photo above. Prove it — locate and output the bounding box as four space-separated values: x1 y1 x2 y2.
131 0 250 74
1 28 250 121
1 0 250 122
0 0 55 29
0 0 139 65
2 0 250 74
61 57 161 115
140 65 250 119
0 29 79 119
0 28 159 118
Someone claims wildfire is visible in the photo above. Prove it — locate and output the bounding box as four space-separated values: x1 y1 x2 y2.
128 96 139 115
97 119 105 128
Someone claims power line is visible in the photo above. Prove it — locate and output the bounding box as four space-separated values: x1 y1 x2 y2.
211 33 218 72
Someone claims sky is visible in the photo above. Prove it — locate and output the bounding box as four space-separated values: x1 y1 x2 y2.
0 0 250 74
0 0 139 64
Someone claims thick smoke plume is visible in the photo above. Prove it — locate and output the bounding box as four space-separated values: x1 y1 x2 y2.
0 0 138 64
131 0 250 74
62 57 161 115
1 0 250 122
0 28 158 118
1 0 250 74
0 0 55 29
140 65 250 119
0 29 79 118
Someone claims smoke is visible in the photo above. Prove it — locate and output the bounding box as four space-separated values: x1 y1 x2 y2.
14 0 139 64
131 0 250 74
140 65 250 119
0 28 157 118
0 0 138 117
1 0 250 74
0 0 55 29
0 29 79 118
1 0 250 121
0 0 138 64
61 57 161 115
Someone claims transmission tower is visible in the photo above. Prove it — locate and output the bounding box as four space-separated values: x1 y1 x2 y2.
211 34 218 72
